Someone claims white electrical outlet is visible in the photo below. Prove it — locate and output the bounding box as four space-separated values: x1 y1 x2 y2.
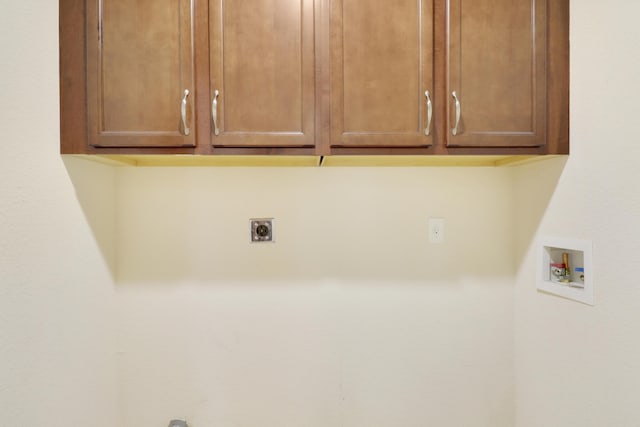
428 218 445 243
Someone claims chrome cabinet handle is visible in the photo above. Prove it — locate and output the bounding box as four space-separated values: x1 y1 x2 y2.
180 89 190 136
451 91 461 136
212 89 220 136
425 90 432 136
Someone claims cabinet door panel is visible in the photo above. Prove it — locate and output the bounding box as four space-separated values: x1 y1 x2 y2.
330 0 434 147
447 0 546 147
210 0 315 147
87 0 195 148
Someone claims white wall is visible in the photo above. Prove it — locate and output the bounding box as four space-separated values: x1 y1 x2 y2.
11 0 630 425
115 167 516 427
0 2 516 426
513 1 640 425
0 2 118 426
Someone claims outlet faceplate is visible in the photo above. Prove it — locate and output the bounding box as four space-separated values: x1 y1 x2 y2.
250 218 274 243
428 218 445 243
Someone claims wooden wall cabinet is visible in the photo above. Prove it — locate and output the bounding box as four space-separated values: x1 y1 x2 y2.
328 0 434 149
446 0 547 149
60 0 568 159
85 0 197 149
208 0 316 149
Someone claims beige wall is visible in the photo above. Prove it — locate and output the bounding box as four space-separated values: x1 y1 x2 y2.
6 0 636 425
513 1 640 425
0 2 118 425
115 167 516 426
0 0 516 424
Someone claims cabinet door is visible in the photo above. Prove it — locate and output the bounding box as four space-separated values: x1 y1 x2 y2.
329 0 434 148
447 0 547 148
86 0 196 148
209 0 316 148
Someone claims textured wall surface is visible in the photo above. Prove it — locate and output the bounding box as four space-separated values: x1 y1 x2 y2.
115 167 516 427
513 1 640 425
5 0 636 426
0 2 119 426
